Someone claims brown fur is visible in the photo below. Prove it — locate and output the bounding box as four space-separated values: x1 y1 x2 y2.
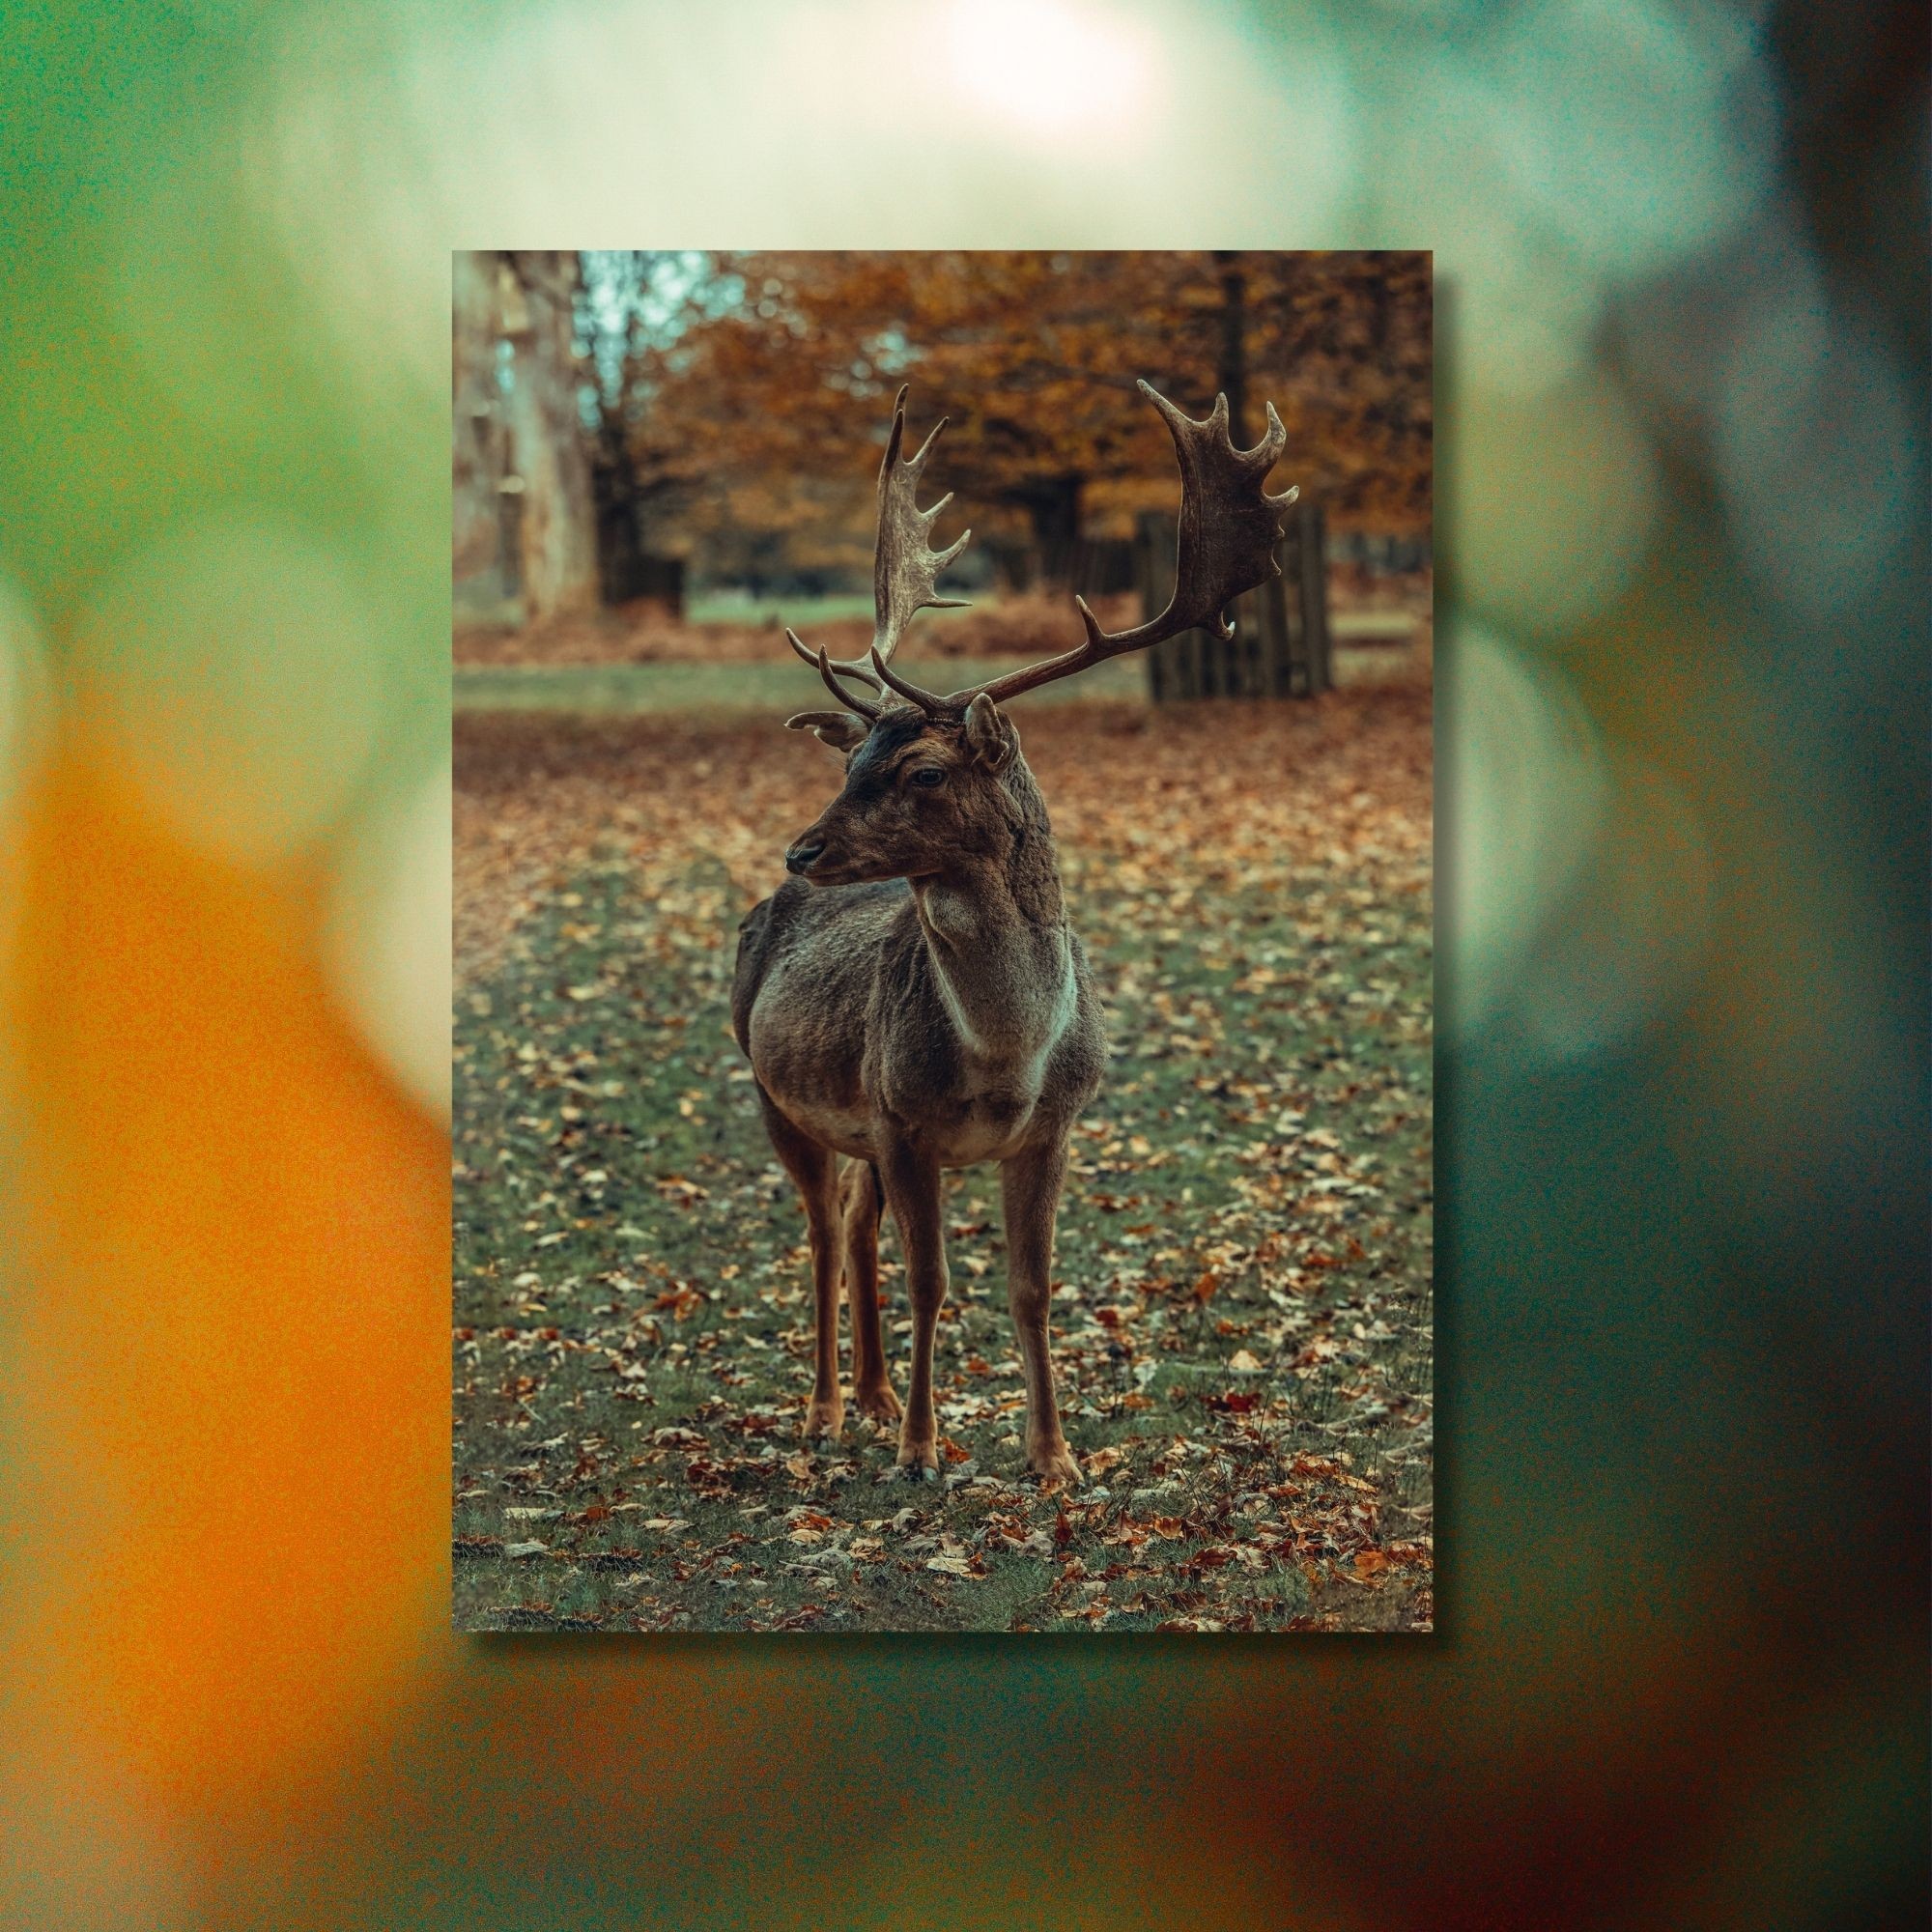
731 701 1106 1480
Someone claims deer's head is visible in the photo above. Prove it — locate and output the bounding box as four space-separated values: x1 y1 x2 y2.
782 696 1022 886
780 379 1295 885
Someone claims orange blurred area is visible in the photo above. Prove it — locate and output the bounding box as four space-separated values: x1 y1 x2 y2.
3 734 781 1915
6 730 447 1812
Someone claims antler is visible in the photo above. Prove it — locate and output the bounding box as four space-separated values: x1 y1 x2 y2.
782 384 971 729
871 381 1296 715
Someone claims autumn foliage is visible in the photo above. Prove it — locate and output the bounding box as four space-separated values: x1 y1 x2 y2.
622 251 1431 577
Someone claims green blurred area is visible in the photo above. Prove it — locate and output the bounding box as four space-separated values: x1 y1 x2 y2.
1 0 1925 1928
687 591 899 627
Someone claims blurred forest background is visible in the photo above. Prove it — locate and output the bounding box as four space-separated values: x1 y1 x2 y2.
451 249 1431 690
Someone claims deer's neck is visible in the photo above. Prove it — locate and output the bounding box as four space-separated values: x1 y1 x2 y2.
909 784 1072 1072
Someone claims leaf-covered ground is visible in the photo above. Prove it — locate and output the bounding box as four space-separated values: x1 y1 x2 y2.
454 694 1433 1632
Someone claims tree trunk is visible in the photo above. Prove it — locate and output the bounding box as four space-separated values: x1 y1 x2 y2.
592 414 646 605
451 251 506 589
1211 251 1254 696
1015 475 1084 590
1216 250 1248 447
500 251 599 624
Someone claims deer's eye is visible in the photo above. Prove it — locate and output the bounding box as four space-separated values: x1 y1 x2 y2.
908 767 946 788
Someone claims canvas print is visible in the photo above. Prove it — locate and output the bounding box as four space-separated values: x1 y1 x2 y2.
453 251 1433 1632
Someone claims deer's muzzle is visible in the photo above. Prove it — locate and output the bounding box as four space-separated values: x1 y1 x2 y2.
783 837 828 877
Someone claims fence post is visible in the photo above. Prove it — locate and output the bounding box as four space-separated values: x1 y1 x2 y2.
1298 498 1330 695
1140 510 1193 702
497 479 525 600
1260 572 1292 696
1136 511 1165 700
1142 502 1326 702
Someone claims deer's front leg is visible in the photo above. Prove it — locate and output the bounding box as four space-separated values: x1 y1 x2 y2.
757 1091 843 1440
879 1140 947 1479
841 1159 901 1424
1001 1138 1080 1484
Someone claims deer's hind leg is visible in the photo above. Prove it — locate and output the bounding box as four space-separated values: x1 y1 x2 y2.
757 1090 843 1440
839 1159 901 1425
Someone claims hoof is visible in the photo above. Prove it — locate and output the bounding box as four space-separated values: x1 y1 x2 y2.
853 1382 903 1425
895 1435 941 1479
801 1399 845 1440
1026 1442 1082 1485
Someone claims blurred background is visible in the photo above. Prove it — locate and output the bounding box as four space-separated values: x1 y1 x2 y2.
450 247 1430 698
2 0 1925 1925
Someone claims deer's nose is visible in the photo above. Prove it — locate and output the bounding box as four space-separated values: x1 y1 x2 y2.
784 838 826 876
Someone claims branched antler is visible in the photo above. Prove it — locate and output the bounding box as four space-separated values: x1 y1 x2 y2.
782 707 867 748
783 385 970 733
868 381 1295 715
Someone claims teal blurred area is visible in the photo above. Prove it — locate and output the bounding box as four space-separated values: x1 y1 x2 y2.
0 1 1924 1927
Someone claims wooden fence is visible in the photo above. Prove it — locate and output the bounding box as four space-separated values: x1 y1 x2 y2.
1138 501 1332 700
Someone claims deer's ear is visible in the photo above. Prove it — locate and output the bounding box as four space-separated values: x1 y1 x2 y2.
785 711 869 755
963 693 1017 772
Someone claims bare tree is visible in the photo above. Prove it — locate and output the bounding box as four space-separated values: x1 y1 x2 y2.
499 251 598 622
452 251 506 588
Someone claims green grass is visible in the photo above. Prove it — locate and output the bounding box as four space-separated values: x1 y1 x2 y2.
454 634 1417 717
687 589 971 628
452 782 1434 1633
452 655 1149 716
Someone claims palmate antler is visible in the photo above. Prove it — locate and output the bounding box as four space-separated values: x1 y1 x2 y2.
869 381 1296 716
784 385 971 732
787 378 1296 730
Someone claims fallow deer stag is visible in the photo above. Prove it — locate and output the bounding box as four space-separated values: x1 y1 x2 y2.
730 379 1295 1480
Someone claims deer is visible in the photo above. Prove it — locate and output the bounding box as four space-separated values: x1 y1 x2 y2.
729 378 1295 1482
